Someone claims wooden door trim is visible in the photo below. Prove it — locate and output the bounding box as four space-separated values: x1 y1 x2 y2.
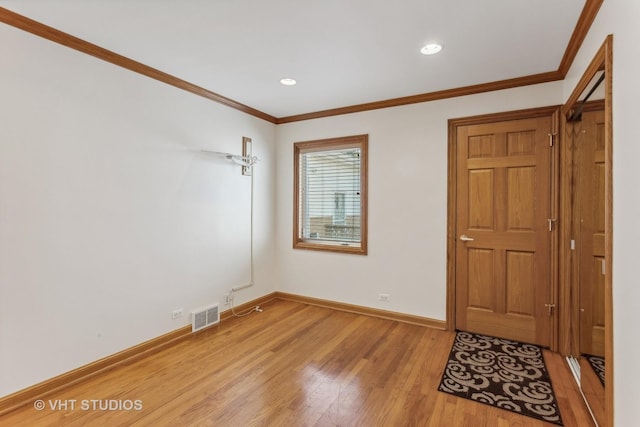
603 36 613 427
446 105 561 351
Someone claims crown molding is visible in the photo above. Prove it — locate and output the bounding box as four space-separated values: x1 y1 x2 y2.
277 71 563 124
0 7 278 124
1 1 603 125
557 0 604 78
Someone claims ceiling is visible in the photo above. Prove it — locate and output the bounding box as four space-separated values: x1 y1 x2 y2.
1 0 587 119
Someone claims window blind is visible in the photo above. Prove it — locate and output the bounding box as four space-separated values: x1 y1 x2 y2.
299 147 361 244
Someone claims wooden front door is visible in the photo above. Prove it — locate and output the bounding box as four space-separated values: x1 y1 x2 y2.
576 109 606 357
454 113 556 347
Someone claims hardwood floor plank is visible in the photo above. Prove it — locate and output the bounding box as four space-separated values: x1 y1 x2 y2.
0 299 593 426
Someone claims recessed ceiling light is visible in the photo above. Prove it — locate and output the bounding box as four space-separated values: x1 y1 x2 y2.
280 78 297 86
420 43 443 55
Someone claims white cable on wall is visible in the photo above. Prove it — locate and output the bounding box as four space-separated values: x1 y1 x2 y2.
200 147 261 317
230 168 262 317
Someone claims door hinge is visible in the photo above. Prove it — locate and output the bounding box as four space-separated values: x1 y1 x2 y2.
545 303 556 316
548 132 557 147
547 218 556 231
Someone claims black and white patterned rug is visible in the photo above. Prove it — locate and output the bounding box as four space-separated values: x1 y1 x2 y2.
438 331 563 425
585 354 605 386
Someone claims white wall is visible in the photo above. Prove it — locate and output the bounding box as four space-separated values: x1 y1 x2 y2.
275 82 563 320
564 1 640 425
0 25 277 397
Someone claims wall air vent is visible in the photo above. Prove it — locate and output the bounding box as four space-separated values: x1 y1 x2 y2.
191 304 220 332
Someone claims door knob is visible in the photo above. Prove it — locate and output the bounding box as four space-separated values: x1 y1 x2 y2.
459 235 474 241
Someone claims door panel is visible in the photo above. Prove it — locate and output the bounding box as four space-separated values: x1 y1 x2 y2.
505 251 535 316
468 170 495 229
455 116 553 346
467 248 495 310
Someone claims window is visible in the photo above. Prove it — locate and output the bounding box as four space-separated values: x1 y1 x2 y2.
293 134 368 254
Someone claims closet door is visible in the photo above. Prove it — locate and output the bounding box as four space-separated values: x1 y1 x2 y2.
577 109 606 357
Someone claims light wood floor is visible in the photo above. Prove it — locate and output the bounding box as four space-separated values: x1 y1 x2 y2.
1 300 594 426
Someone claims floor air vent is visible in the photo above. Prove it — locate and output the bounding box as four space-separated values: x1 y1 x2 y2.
191 304 220 332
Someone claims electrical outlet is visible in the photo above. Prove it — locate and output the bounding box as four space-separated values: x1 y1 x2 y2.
378 293 390 302
171 308 184 320
224 293 231 305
